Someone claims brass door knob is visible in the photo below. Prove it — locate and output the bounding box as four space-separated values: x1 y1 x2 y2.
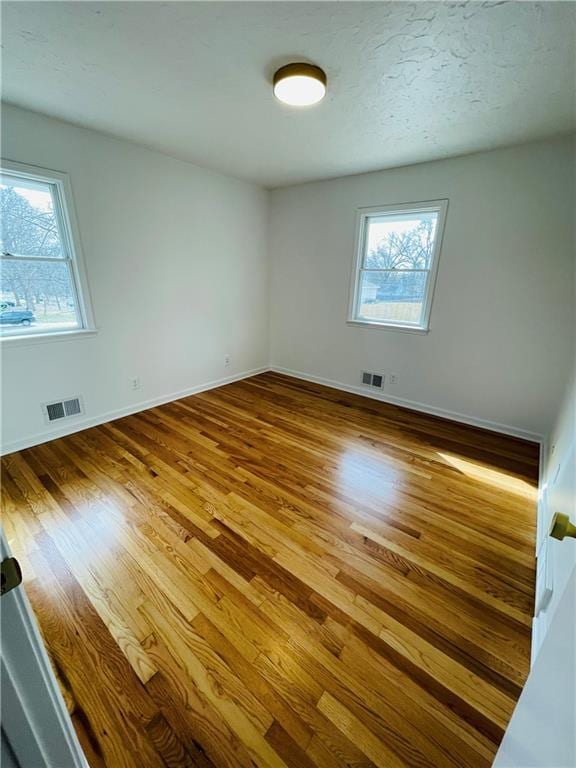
0 557 22 596
549 512 576 541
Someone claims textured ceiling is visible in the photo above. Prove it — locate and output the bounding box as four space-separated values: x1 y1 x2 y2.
2 1 575 187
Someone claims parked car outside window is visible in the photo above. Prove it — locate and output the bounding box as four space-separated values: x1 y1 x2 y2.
0 308 35 326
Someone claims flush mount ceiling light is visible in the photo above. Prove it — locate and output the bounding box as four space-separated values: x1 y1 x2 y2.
273 63 327 107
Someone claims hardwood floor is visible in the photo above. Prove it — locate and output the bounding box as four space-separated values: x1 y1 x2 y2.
1 372 539 767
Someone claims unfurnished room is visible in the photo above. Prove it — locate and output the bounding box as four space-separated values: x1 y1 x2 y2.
0 2 575 767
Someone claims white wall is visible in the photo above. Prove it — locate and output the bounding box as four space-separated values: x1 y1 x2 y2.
269 138 575 439
496 240 575 766
1 105 269 452
496 309 575 767
2 111 574 450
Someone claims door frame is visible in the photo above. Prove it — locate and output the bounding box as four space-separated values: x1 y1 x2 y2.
1 529 87 767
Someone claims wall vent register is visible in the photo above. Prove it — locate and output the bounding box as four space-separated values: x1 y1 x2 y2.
361 372 383 389
43 397 83 423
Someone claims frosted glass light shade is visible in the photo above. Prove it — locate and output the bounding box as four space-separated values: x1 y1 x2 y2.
273 63 327 106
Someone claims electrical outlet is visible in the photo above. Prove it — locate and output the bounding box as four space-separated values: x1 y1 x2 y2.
130 377 141 391
389 373 398 385
224 355 231 369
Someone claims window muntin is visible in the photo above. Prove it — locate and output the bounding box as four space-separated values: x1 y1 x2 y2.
0 166 89 337
350 202 447 331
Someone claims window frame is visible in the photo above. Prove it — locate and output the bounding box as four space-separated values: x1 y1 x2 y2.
0 158 96 345
347 199 448 333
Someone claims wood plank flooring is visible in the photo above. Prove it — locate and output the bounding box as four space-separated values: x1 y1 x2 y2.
1 372 539 767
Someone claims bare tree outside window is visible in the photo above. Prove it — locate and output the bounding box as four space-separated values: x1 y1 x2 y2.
0 175 80 334
350 204 447 330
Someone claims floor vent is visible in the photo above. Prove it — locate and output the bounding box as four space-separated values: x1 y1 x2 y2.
43 397 83 423
361 372 384 389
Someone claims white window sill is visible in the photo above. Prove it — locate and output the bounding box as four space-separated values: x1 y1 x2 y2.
0 328 98 348
346 319 429 335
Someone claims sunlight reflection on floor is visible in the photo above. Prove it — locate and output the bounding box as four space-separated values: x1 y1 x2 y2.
438 452 538 501
337 449 400 502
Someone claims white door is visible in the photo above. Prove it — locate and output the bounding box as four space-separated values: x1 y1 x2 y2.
0 529 87 767
493 566 576 767
494 409 576 768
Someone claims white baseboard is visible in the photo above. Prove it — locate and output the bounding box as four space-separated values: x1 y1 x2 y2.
0 366 268 456
270 365 543 444
2 363 543 455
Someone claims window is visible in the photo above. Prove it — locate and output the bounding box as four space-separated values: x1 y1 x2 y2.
0 160 94 339
348 200 448 332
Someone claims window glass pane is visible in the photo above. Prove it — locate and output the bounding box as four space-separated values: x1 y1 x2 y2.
0 175 64 258
357 271 426 325
0 259 80 335
364 211 438 270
